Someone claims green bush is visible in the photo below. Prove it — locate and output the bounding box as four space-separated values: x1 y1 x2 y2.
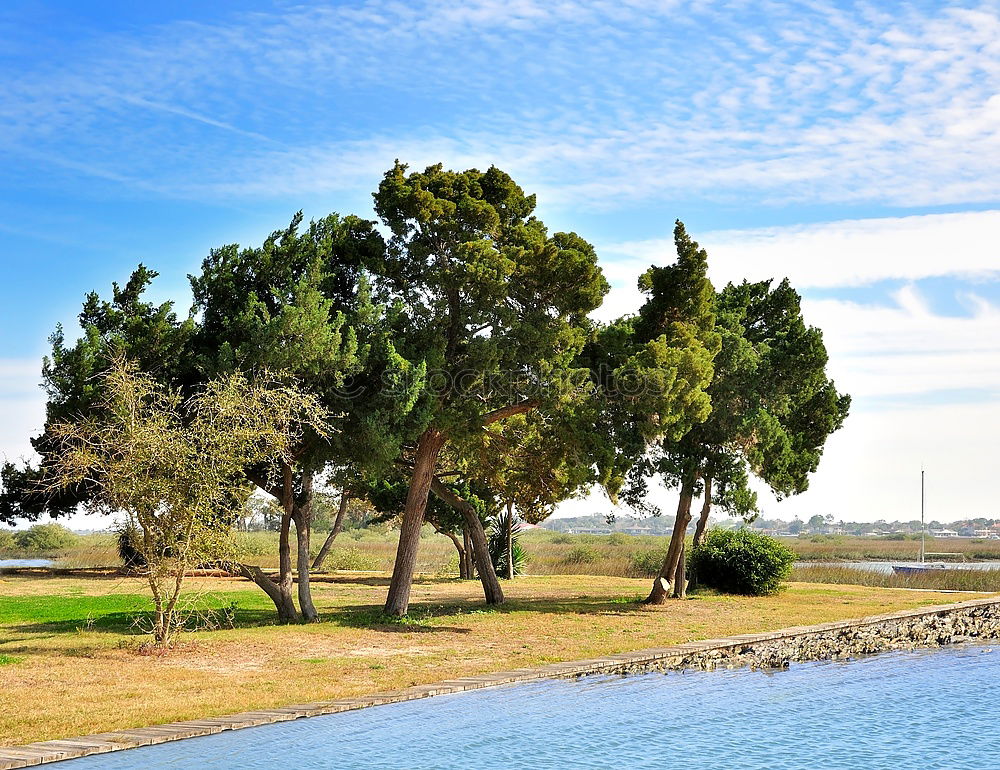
551 533 576 544
606 532 628 547
630 548 667 576
690 528 795 596
328 547 380 571
564 545 600 564
14 523 78 553
0 529 15 552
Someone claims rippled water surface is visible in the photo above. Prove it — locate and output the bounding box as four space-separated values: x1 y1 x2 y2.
66 644 1000 769
0 558 54 568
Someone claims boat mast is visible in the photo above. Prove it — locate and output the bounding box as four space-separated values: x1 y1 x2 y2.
920 469 925 564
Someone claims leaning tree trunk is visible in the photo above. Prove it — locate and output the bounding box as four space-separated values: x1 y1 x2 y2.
237 505 298 623
645 474 698 605
385 428 447 617
237 562 298 622
431 477 504 605
692 476 713 548
312 491 350 571
505 501 514 580
443 531 468 579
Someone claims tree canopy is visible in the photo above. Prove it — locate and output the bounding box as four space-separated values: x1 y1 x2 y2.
0 160 852 625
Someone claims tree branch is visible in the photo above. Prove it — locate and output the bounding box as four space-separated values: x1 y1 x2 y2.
479 399 540 426
430 475 477 515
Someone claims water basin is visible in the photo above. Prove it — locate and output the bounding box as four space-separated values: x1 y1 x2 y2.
0 558 54 568
61 642 1000 769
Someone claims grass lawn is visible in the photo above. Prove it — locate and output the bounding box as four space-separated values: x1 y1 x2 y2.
0 571 991 746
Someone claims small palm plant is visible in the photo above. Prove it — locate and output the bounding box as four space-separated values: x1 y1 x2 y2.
488 506 526 578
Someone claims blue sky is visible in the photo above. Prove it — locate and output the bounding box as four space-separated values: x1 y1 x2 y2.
2 0 1000 524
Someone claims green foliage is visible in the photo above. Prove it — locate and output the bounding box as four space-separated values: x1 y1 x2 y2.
372 160 609 450
564 545 600 564
690 528 795 596
630 548 669 576
0 529 14 552
14 523 78 552
2 266 196 524
190 211 424 477
592 221 721 502
0 655 23 665
551 533 576 544
606 532 628 546
46 360 329 645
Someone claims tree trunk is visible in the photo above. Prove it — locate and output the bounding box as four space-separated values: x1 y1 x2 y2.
312 491 350 571
505 501 514 580
462 525 474 579
237 563 298 622
645 474 697 604
463 506 504 604
430 477 504 605
282 466 318 623
243 471 298 623
384 428 446 617
293 507 318 622
692 476 713 548
444 531 467 578
276 506 298 620
672 538 687 599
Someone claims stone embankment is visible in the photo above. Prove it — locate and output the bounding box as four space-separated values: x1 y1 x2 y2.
3 596 1000 768
609 596 1000 675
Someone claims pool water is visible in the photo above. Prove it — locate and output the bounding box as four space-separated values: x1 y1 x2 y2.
66 643 1000 769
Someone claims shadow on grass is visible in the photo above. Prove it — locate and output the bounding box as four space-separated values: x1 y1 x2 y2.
1 580 671 644
323 590 665 630
6 607 286 638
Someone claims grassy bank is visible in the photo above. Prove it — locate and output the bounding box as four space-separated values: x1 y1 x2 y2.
0 571 988 746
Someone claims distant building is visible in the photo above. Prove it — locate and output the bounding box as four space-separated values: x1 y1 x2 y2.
619 525 654 536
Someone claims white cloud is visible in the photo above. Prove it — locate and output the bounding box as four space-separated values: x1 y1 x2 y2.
597 210 1000 323
0 359 45 465
804 285 1000 401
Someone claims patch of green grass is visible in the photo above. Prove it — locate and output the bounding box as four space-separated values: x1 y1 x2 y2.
0 590 275 634
0 654 23 665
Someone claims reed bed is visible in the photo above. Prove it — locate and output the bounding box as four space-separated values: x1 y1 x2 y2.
8 528 1000 582
791 565 1000 593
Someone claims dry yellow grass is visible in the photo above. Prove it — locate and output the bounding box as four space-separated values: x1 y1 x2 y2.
0 571 989 747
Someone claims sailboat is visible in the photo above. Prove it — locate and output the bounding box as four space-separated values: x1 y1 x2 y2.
892 469 949 575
